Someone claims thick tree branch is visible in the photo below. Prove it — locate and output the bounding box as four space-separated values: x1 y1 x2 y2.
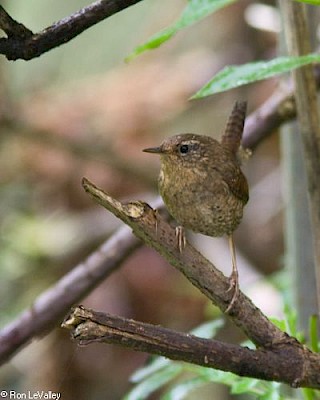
0 75 318 370
80 178 292 348
0 1 143 60
0 75 316 366
59 178 320 388
0 225 140 365
282 1 320 311
63 306 320 388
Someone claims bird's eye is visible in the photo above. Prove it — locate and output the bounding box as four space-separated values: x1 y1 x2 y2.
179 144 189 154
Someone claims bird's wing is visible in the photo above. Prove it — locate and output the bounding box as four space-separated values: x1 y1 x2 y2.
211 161 249 204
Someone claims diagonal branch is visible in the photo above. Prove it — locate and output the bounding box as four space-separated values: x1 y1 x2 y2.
80 178 291 348
0 6 33 39
4 65 320 164
0 77 319 368
242 87 295 150
239 66 319 151
0 225 141 366
0 0 143 60
60 178 320 388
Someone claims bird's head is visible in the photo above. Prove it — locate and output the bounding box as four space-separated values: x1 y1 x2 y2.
143 134 220 168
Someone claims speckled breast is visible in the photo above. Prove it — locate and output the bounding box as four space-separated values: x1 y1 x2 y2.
159 169 245 237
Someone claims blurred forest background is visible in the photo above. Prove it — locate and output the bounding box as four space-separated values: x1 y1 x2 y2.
0 0 292 399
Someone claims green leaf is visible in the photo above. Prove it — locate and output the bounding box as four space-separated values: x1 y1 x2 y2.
301 387 320 400
129 319 223 384
269 317 287 332
269 306 305 344
185 365 273 397
309 314 319 353
231 378 261 395
189 318 224 338
123 364 183 400
129 318 223 385
187 366 238 386
161 376 210 400
126 0 236 61
130 357 171 383
259 383 283 400
293 0 320 5
192 53 320 98
283 303 297 337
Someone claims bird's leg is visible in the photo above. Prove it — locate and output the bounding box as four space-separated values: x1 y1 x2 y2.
153 209 159 236
175 226 186 253
225 234 239 313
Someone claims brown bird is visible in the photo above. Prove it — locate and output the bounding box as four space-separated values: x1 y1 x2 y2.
143 101 249 312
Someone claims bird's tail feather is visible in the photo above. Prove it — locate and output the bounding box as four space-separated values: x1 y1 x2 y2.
221 101 247 154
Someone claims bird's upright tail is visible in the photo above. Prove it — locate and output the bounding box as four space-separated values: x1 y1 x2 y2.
221 101 247 155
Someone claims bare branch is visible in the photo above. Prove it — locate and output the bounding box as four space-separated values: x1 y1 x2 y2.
0 0 143 60
58 178 320 388
3 65 312 162
0 225 140 365
242 66 320 151
0 6 33 39
242 88 295 150
81 178 292 348
1 67 320 370
63 306 320 388
1 117 155 186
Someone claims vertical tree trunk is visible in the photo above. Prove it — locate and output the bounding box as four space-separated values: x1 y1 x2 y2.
280 1 320 325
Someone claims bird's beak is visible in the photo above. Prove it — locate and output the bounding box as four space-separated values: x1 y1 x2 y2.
142 145 163 154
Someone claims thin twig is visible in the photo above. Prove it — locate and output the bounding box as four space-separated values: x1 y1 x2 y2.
1 117 155 186
0 225 140 366
5 65 320 162
242 87 295 150
0 6 33 39
0 0 143 60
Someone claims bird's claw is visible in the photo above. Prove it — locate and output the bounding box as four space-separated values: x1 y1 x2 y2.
175 226 186 253
153 209 159 236
225 270 239 313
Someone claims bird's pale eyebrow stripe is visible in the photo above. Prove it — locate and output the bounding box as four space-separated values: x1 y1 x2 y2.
181 140 200 146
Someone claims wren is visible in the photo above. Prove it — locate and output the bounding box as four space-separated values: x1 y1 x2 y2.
143 101 249 312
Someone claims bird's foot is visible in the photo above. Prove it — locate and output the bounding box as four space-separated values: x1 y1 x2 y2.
225 270 239 313
153 209 159 236
175 226 186 253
